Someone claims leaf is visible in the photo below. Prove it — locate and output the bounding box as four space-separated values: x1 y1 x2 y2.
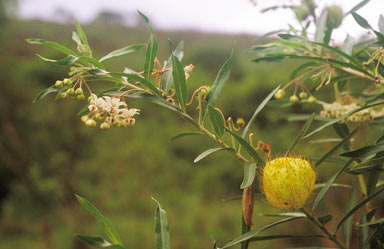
314 10 328 43
379 15 384 34
76 235 125 248
345 0 370 15
342 35 354 57
33 85 58 103
172 54 188 110
26 38 77 56
75 195 123 245
342 181 358 246
222 217 303 248
137 10 150 27
352 12 373 30
240 163 257 189
359 217 384 226
249 234 326 242
241 85 280 139
109 72 162 97
337 187 384 231
203 47 233 121
99 44 145 62
315 126 359 167
193 147 234 163
208 105 225 137
367 170 380 196
75 20 90 48
152 197 171 249
79 56 105 69
284 113 315 156
226 130 264 166
171 131 203 141
362 222 384 249
37 54 79 66
359 212 370 249
312 159 354 210
241 215 251 249
144 33 158 81
304 100 384 138
318 214 332 225
262 212 306 218
341 144 384 158
162 41 184 93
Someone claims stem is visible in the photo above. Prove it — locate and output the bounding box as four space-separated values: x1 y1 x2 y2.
301 207 348 249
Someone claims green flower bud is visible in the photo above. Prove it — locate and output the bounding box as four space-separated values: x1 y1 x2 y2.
81 115 89 123
293 5 310 21
85 119 96 128
63 78 72 85
61 92 68 99
67 88 75 95
289 95 299 103
299 91 308 99
77 94 85 100
55 80 63 87
274 89 285 99
75 88 83 95
307 96 317 103
95 113 104 120
100 122 111 130
326 5 343 28
88 96 94 102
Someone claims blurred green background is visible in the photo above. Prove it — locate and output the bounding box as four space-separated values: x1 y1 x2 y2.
1 1 381 249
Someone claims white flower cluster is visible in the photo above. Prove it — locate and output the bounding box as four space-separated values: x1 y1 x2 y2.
320 101 384 122
81 94 140 129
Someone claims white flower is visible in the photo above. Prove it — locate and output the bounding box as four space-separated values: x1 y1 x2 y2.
118 108 140 118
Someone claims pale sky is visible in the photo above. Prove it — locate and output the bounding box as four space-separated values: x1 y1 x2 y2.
17 0 384 41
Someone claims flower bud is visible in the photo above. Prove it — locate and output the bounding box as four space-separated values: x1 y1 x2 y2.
236 117 246 127
100 122 111 130
85 119 96 128
274 89 285 99
63 78 72 86
289 95 299 103
88 96 94 102
61 92 68 99
299 91 308 99
55 80 63 87
326 5 343 28
263 157 315 209
95 113 104 121
77 94 85 100
81 115 89 123
75 88 84 95
307 96 317 103
67 88 75 95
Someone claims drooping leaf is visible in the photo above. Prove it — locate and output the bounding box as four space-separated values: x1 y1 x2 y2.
284 113 315 156
162 41 184 93
75 20 90 48
314 10 328 44
75 195 123 245
227 130 264 166
78 56 105 69
144 33 159 81
342 35 354 58
152 197 171 249
312 159 354 210
345 0 370 15
352 12 373 30
342 181 358 246
193 147 234 163
99 44 145 62
222 217 303 248
36 54 79 66
367 170 380 196
109 72 162 97
359 217 384 226
171 131 203 141
240 163 257 189
341 144 384 158
171 54 188 110
203 47 233 121
33 85 58 103
76 235 125 248
208 105 225 137
26 38 77 56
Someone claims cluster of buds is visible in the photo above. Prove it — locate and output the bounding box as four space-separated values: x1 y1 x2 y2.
320 101 384 122
274 89 317 104
81 94 140 129
55 78 85 100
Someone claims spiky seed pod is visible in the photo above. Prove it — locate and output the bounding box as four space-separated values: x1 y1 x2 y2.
262 157 315 210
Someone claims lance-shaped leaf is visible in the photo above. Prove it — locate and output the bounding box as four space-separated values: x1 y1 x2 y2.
341 144 384 158
37 54 79 66
285 113 315 156
76 235 125 249
240 163 257 189
203 48 233 121
109 72 162 97
359 212 370 249
362 222 384 249
318 214 333 225
227 130 264 165
144 33 158 81
342 181 358 246
222 217 302 248
26 38 77 56
312 159 354 210
171 131 203 141
208 105 225 137
345 0 370 16
99 44 145 62
193 147 234 163
352 12 384 41
315 10 328 44
152 197 171 249
75 21 90 48
75 195 123 245
162 41 184 93
261 212 306 218
172 54 188 109
337 187 384 231
33 85 59 103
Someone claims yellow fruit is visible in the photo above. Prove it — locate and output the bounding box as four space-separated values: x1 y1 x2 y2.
262 157 315 210
289 95 299 103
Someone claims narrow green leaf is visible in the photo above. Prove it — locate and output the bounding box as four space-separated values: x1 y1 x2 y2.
227 130 264 165
37 54 79 66
171 131 203 141
172 54 188 109
318 214 332 225
55 85 68 100
152 197 171 249
75 195 123 245
109 72 162 97
76 235 125 248
99 44 145 62
241 85 280 139
193 147 234 163
362 222 384 249
241 215 250 249
33 85 58 103
352 12 373 30
342 35 354 58
337 187 384 231
345 0 370 15
315 183 351 189
315 127 359 167
341 144 384 158
304 100 384 138
342 181 358 246
222 217 303 248
75 20 90 47
203 48 233 120
359 217 384 226
285 113 315 156
79 56 105 69
26 38 77 56
72 31 81 46
379 15 384 34
315 10 328 43
367 170 380 196
262 212 306 218
240 163 257 189
208 105 225 137
359 212 370 249
249 234 325 242
144 33 158 80
162 41 184 93
137 10 150 26
312 159 354 210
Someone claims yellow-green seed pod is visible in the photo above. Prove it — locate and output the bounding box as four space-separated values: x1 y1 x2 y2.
77 94 85 100
75 88 84 95
55 80 63 87
274 89 285 99
307 96 317 103
262 157 315 210
63 78 72 86
85 119 96 128
299 91 308 99
289 95 299 103
67 88 75 95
